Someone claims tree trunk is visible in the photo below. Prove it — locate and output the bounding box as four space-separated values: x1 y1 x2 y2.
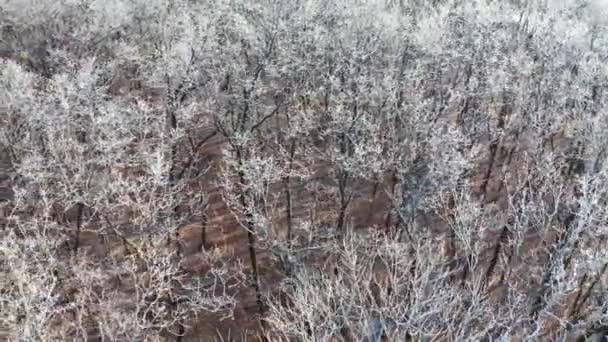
284 140 296 245
73 202 84 254
336 169 350 237
236 147 264 316
167 109 177 187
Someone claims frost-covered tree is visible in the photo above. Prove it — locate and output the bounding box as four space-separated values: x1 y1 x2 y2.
2 0 608 340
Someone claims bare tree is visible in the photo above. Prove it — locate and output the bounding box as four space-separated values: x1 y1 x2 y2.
2 0 608 340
